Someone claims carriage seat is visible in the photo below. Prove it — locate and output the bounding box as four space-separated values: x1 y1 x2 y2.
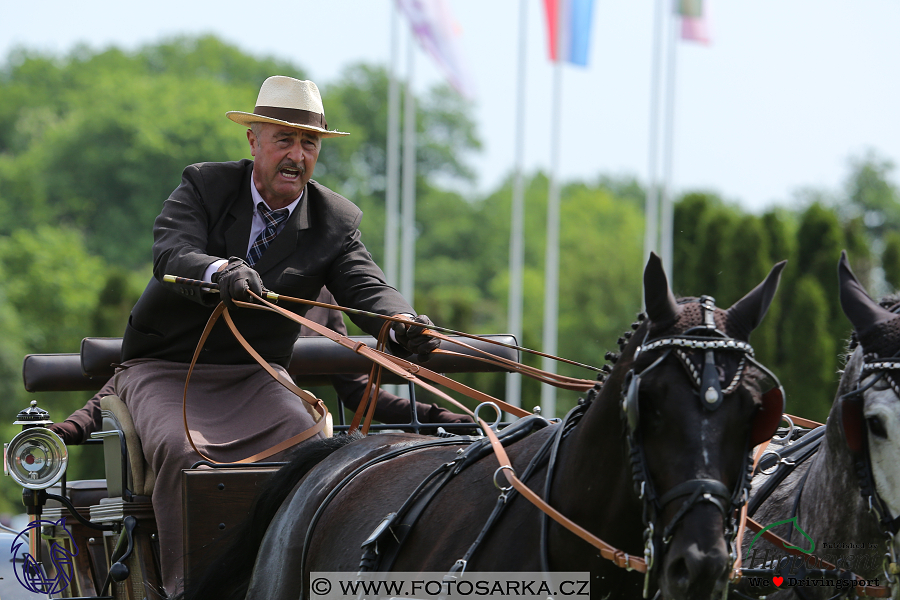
91 394 155 499
45 479 110 510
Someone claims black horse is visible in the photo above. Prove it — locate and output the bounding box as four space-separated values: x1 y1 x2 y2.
736 252 900 599
183 254 786 600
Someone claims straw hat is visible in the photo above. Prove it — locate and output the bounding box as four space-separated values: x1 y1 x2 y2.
226 76 349 138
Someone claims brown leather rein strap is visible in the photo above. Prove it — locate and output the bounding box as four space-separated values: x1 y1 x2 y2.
182 288 594 465
182 302 328 465
427 334 596 392
479 417 647 573
245 292 534 422
784 414 825 429
742 517 890 597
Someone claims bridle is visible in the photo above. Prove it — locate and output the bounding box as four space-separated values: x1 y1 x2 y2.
622 296 785 597
841 348 900 591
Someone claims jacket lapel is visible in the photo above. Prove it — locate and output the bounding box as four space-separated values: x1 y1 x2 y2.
224 162 255 259
253 184 311 275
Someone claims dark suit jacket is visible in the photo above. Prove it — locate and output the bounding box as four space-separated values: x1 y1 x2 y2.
122 159 413 367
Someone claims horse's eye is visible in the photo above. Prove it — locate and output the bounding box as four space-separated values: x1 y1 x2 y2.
867 416 888 439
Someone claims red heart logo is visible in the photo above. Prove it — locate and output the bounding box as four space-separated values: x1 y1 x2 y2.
772 577 783 587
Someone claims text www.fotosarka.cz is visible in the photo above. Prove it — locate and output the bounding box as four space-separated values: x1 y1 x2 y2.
310 572 591 600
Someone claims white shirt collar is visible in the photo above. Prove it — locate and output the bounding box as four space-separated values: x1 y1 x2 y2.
250 180 303 216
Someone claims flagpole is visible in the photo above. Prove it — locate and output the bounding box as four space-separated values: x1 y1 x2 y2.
385 3 401 287
506 0 528 412
540 58 563 420
660 8 679 281
400 39 417 306
644 0 665 270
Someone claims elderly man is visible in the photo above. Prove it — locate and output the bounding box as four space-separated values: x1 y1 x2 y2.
54 76 441 597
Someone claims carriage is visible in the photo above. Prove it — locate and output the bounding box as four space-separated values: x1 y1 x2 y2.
1 331 518 599
10 255 879 600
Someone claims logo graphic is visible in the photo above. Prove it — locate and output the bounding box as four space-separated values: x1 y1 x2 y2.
772 576 783 586
11 517 78 594
748 516 815 555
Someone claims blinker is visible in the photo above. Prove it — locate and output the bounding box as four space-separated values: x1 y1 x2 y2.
749 360 786 446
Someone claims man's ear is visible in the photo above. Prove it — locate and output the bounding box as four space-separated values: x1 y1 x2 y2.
247 128 258 157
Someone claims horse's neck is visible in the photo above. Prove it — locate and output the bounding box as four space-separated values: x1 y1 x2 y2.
798 419 882 549
551 389 644 542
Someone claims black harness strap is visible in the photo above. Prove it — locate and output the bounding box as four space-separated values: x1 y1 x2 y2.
447 412 570 576
747 426 825 517
540 399 591 574
356 415 551 573
299 437 478 591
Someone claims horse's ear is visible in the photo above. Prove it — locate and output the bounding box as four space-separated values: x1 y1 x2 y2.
725 260 787 341
839 250 895 331
644 252 679 324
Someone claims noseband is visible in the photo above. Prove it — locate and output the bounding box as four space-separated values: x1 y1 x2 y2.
622 296 784 597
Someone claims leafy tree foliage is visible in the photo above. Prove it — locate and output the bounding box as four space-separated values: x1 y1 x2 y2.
780 275 837 422
883 232 900 290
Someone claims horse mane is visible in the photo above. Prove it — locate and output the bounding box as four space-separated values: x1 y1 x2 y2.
178 431 364 600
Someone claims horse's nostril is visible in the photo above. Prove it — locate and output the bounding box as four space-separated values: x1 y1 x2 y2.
666 556 691 586
665 545 728 598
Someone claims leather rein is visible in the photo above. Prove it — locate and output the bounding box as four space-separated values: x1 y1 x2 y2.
180 290 594 463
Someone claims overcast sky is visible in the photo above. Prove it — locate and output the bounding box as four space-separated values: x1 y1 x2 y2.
3 0 898 212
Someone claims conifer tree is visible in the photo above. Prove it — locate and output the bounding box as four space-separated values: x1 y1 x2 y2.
781 275 837 421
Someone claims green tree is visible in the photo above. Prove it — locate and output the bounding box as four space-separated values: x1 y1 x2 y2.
719 214 771 307
794 202 850 346
781 275 837 421
0 36 309 268
0 226 111 513
673 191 720 295
0 226 106 353
315 64 481 267
674 196 742 300
883 232 900 291
753 209 797 367
844 150 900 238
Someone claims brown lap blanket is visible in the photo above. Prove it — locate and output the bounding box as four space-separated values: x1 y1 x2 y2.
113 358 323 598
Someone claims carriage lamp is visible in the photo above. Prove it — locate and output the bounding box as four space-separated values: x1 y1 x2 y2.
4 401 68 490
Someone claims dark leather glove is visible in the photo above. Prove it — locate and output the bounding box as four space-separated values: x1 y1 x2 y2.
392 314 440 361
211 257 263 308
425 405 475 424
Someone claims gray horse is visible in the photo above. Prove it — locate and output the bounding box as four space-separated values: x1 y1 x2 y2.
734 252 900 600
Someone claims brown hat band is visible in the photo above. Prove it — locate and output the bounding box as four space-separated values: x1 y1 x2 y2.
254 105 328 130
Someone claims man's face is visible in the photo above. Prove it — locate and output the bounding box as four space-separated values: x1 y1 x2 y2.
248 122 321 208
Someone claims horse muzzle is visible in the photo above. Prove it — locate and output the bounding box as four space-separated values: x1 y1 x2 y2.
658 502 732 600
